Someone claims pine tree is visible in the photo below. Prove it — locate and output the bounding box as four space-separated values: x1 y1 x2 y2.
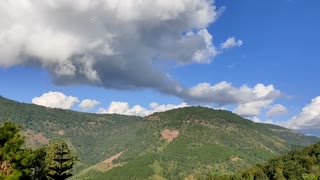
30 146 47 180
46 140 77 180
0 121 34 179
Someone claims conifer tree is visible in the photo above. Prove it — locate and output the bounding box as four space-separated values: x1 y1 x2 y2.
0 121 33 179
46 140 77 180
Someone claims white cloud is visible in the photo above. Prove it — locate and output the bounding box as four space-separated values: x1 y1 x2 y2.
192 28 218 63
251 117 261 123
228 83 280 117
266 104 288 117
285 97 320 130
235 100 273 117
250 117 274 125
97 101 188 117
150 102 189 113
32 91 79 109
96 82 281 117
221 37 243 49
78 99 100 111
184 82 280 107
0 0 243 102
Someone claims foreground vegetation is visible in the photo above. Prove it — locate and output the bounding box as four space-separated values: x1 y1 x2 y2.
0 96 319 179
0 122 77 179
209 142 320 179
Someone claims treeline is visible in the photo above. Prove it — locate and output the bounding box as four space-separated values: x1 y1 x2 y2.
0 122 77 180
209 141 320 180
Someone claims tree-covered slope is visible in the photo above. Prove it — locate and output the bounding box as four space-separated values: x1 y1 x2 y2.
209 142 320 179
0 96 318 179
0 96 150 172
79 107 319 179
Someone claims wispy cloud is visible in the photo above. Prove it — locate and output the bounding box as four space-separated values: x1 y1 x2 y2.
220 37 243 49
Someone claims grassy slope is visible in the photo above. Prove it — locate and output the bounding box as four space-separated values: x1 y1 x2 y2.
0 96 318 179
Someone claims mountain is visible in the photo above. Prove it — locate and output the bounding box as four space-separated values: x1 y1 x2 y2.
0 96 318 179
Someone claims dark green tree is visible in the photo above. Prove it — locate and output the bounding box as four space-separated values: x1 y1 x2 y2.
30 146 47 180
46 140 77 180
0 121 33 179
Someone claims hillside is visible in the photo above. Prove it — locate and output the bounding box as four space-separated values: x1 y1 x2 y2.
0 96 318 179
209 141 320 179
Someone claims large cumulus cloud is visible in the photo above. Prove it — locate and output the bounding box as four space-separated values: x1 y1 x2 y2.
285 97 320 130
0 0 246 104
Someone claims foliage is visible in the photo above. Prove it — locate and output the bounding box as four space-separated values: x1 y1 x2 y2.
0 121 78 180
208 142 320 180
0 121 34 179
30 146 47 180
46 140 78 180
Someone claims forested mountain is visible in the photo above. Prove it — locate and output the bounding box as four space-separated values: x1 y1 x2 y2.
0 96 318 179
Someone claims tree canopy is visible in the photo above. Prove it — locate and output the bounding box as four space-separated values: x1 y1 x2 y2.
208 142 320 180
0 121 77 180
0 121 33 179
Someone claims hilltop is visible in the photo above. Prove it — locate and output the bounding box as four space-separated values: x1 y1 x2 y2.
0 96 318 179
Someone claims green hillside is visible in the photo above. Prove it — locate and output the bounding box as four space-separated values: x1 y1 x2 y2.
0 96 318 179
209 142 320 179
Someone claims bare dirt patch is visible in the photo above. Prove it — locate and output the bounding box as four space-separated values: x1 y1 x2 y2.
231 156 242 162
93 151 124 172
161 129 179 142
33 133 49 144
147 116 161 121
58 130 65 136
23 129 49 145
103 151 124 164
88 121 97 126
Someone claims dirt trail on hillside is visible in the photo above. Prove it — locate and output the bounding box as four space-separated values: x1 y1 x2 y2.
103 151 124 165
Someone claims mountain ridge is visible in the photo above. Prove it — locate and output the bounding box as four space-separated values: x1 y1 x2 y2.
0 95 318 179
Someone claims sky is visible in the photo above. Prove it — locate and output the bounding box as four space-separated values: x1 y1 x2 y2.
0 0 320 132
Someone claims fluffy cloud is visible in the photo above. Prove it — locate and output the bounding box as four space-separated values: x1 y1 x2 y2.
221 37 243 49
285 97 320 130
266 104 288 117
97 101 188 116
96 82 281 117
32 91 79 109
0 0 242 102
78 99 100 111
232 84 280 117
183 82 280 106
235 100 273 117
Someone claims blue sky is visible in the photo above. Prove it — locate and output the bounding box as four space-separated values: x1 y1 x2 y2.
1 0 320 131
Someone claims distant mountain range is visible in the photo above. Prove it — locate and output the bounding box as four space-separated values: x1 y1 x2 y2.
0 96 318 179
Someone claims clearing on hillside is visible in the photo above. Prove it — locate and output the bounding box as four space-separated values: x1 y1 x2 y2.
161 129 179 142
